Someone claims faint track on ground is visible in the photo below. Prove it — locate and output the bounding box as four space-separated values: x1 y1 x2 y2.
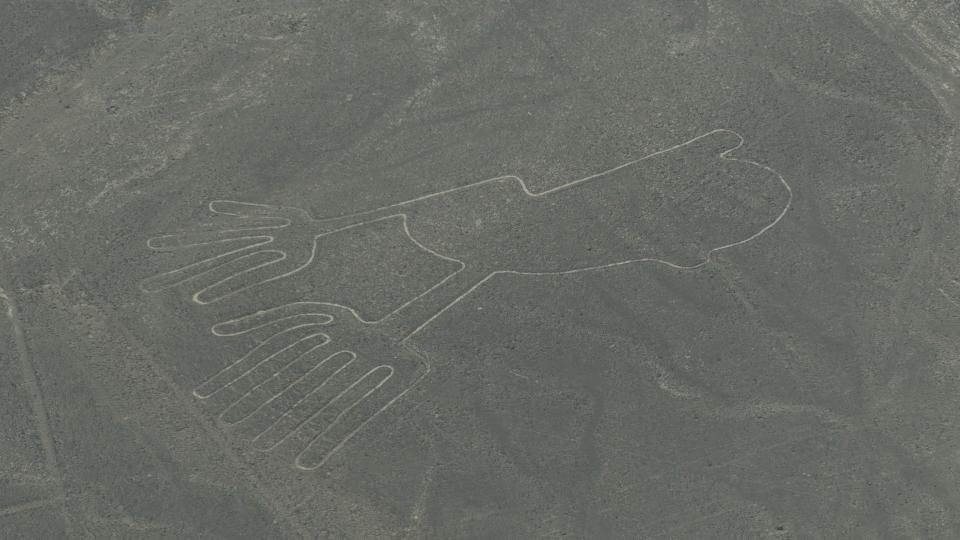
70 278 315 539
0 497 61 518
0 282 73 537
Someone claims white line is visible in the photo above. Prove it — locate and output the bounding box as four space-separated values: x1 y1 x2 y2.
211 311 333 336
400 272 497 341
139 236 273 292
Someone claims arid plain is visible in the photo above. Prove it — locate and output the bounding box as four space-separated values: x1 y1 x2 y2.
2 1 960 538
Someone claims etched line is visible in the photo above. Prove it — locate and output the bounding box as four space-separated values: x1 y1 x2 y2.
211 310 333 336
140 236 273 292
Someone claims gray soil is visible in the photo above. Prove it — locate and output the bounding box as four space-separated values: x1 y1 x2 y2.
2 0 960 538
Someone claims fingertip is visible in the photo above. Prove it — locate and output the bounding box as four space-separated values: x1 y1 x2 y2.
699 129 743 155
146 235 179 250
211 318 248 336
251 433 282 452
294 452 324 470
138 280 162 294
192 290 219 305
139 273 178 293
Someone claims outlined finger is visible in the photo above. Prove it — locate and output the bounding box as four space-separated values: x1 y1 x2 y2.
700 128 744 157
249 352 367 451
212 303 334 336
209 200 311 221
294 366 396 470
140 249 282 295
140 241 267 292
209 200 280 217
219 332 331 424
147 231 272 251
192 251 310 304
194 323 328 399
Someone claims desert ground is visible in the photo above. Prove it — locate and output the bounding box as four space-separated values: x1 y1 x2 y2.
2 0 960 538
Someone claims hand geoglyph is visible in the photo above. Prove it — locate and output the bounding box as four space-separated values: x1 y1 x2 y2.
141 129 793 470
